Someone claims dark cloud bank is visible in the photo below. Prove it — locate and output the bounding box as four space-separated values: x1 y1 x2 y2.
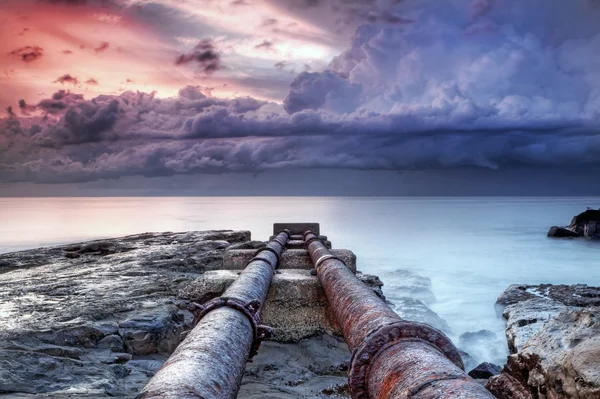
2 0 600 195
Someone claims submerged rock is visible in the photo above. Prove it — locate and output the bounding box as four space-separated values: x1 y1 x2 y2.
381 269 450 334
489 283 600 398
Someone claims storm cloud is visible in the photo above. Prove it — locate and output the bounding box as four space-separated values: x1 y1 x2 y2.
2 0 600 184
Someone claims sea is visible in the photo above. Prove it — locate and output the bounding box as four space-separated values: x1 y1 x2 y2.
1 196 598 365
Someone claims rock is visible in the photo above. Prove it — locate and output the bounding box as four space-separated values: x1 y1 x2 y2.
0 230 252 397
491 284 600 398
356 272 386 301
489 307 600 399
503 298 567 353
239 334 350 399
468 362 502 379
497 284 600 353
548 208 600 239
226 240 267 250
97 335 125 352
547 226 579 238
383 269 436 305
390 297 451 334
118 306 189 355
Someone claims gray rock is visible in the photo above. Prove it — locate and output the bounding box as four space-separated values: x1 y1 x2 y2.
383 269 436 305
490 283 600 398
0 230 251 397
468 362 502 379
503 298 567 353
547 226 579 238
489 307 600 399
548 209 600 239
390 297 451 334
239 334 350 399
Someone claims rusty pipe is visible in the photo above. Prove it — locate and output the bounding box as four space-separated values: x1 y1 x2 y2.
303 231 494 399
136 230 290 399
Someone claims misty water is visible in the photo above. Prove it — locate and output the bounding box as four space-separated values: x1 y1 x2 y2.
1 196 599 366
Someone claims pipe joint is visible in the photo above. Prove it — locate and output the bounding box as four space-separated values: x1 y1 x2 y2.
192 297 273 359
314 255 344 272
348 320 464 398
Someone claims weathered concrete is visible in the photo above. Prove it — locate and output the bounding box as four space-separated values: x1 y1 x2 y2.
179 268 386 342
273 223 320 236
223 249 356 272
285 239 332 250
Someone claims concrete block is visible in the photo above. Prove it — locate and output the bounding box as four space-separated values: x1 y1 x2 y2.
179 269 341 342
286 239 332 250
269 235 328 241
273 223 320 236
223 249 356 272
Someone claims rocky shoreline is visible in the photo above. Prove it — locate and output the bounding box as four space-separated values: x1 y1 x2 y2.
0 230 598 398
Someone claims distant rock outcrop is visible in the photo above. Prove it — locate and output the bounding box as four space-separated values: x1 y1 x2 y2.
548 208 600 238
488 284 600 399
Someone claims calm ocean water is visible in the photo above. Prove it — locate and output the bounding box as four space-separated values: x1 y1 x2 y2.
1 197 599 365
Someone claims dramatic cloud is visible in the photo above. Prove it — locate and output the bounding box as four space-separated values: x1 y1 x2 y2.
2 0 600 185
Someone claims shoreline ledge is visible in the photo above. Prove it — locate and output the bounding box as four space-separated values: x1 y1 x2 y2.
0 230 382 398
489 283 600 398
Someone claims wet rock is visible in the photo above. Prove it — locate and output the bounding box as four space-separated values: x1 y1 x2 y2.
503 298 566 353
491 284 600 398
468 362 502 379
497 284 600 353
227 240 267 250
356 272 386 301
383 269 436 305
97 335 125 352
118 306 189 355
239 334 350 399
0 230 251 397
390 297 451 334
489 307 600 398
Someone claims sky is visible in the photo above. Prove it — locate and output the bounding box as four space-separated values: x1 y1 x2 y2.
1 0 600 195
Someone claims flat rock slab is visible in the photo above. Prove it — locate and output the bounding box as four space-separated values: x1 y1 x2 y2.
223 249 357 272
0 230 252 397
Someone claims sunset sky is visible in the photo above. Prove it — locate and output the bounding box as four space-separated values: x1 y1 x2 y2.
1 0 600 195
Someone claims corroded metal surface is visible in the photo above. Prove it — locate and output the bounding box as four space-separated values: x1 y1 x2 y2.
137 231 289 399
303 231 495 399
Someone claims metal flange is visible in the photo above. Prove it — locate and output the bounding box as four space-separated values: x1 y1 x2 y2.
348 320 464 398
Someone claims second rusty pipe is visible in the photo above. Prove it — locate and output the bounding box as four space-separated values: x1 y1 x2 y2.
136 230 290 399
304 231 495 399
